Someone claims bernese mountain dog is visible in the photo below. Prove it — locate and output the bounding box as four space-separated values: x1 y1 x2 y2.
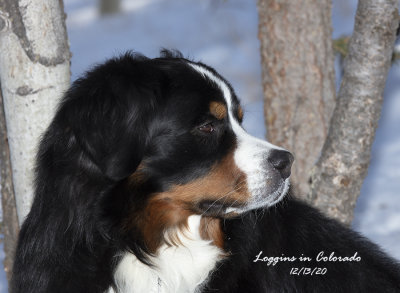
12 50 400 293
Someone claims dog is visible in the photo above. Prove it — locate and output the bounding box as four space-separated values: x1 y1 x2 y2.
12 50 400 293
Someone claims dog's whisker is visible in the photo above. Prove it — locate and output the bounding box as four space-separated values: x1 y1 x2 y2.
200 183 247 217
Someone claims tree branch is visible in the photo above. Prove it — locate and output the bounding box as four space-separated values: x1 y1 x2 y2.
309 0 399 225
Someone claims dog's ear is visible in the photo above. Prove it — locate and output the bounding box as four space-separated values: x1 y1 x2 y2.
58 56 160 181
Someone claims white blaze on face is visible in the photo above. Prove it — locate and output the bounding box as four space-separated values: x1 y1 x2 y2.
189 63 290 212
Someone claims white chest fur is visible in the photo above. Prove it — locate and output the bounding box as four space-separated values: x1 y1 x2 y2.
110 215 223 293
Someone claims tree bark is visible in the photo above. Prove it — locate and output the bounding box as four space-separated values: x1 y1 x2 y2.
0 85 20 283
309 0 399 225
0 0 71 223
257 0 336 198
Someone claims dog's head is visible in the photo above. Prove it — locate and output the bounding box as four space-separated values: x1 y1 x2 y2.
53 50 293 253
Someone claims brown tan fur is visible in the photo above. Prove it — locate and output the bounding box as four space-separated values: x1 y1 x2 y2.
133 198 193 252
200 217 224 249
209 101 227 120
128 149 249 253
238 106 244 121
128 162 146 184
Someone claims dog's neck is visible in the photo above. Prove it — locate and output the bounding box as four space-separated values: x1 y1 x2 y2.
112 215 224 293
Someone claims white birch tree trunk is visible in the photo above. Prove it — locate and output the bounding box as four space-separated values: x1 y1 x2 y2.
309 0 399 224
0 0 70 224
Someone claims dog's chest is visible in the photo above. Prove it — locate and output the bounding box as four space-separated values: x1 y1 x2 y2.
111 216 223 293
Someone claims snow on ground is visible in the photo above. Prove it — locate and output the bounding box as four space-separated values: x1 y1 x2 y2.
1 0 399 290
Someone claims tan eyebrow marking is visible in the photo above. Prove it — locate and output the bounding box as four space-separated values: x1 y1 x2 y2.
209 101 227 120
238 106 244 121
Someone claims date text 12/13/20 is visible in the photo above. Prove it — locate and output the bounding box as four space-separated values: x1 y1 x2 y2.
290 267 327 275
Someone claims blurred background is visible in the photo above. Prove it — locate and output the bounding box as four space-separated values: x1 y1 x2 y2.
0 0 399 291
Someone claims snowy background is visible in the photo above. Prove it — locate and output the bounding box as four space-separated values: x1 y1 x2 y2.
0 0 399 291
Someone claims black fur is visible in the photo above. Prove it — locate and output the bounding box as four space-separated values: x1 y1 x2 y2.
205 195 400 292
12 51 400 293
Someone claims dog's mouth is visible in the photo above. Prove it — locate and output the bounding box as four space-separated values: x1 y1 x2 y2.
266 178 290 206
194 179 290 217
225 178 290 215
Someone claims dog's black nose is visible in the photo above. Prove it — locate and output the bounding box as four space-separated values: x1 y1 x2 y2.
267 150 294 180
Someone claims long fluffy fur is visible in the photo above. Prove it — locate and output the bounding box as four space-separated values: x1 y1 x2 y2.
12 51 400 293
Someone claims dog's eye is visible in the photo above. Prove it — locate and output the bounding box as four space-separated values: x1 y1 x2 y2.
198 123 215 133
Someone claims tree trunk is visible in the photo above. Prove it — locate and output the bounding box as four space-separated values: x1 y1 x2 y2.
99 0 121 16
257 0 336 199
309 0 399 225
0 0 71 224
0 85 20 283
